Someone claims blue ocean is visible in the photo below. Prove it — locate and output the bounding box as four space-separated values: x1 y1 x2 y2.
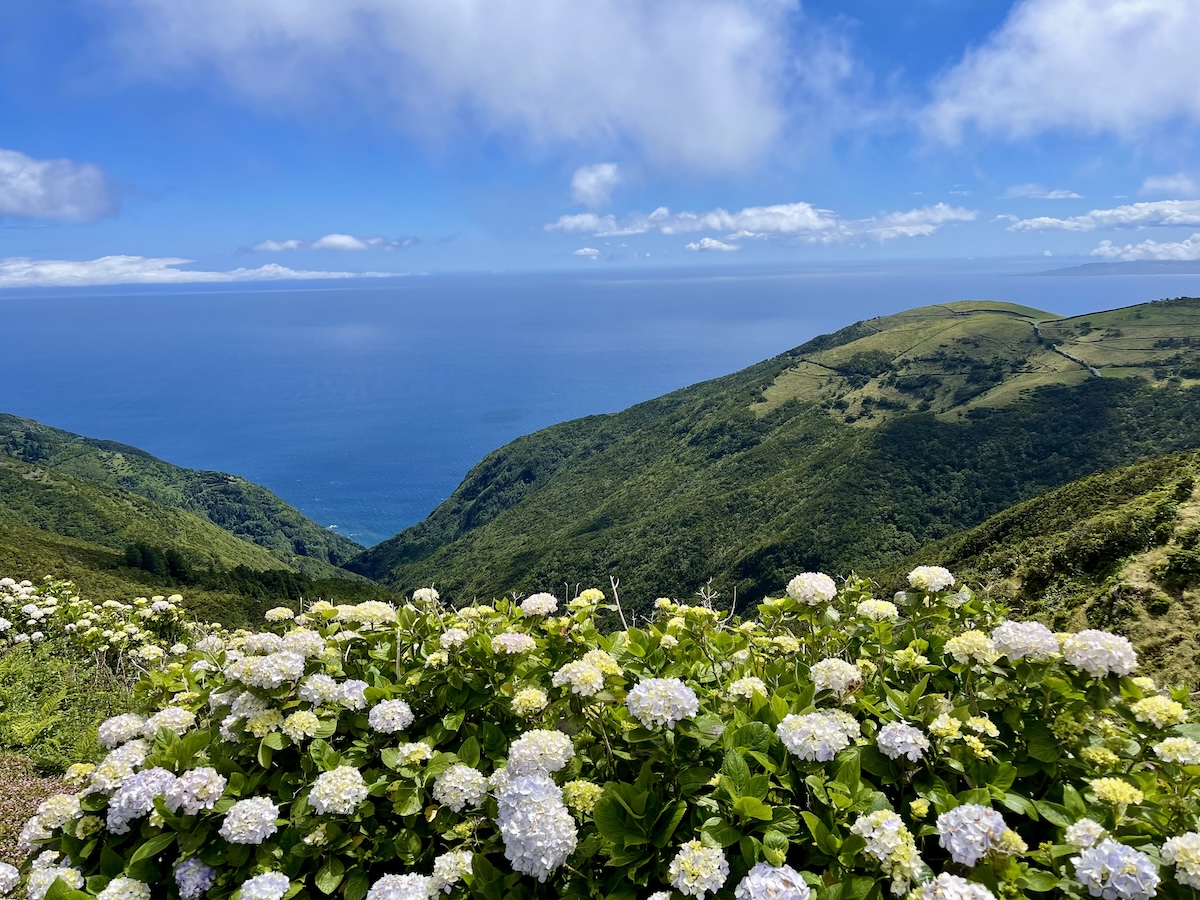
5 261 1199 546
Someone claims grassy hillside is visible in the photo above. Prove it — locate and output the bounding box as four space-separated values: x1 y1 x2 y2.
918 449 1200 685
348 297 1200 611
0 414 362 573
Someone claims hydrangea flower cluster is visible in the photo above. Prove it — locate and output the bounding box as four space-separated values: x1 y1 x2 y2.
669 840 729 898
11 568 1200 900
626 677 699 729
777 710 860 762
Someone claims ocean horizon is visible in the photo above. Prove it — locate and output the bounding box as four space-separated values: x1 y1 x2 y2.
6 261 1200 547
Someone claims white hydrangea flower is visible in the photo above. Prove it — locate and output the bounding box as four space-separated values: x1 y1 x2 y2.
0 862 18 896
1062 630 1138 678
17 816 49 854
1065 819 1108 850
440 628 469 649
433 764 489 812
520 593 559 616
107 767 178 834
944 631 999 667
282 710 321 743
300 673 339 704
264 607 295 622
368 700 415 733
365 874 430 900
165 767 227 815
856 599 899 622
240 872 291 900
877 722 930 762
396 742 433 764
96 877 151 900
310 765 369 815
495 773 578 882
850 810 924 896
626 677 699 729
669 840 729 898
281 628 327 657
786 572 837 605
810 658 863 700
492 632 537 655
1131 696 1188 729
219 797 280 844
412 587 440 604
909 873 997 900
508 729 575 776
726 677 767 700
777 710 860 762
174 858 216 900
512 688 549 717
935 804 1008 867
98 713 147 749
1072 839 1159 900
144 706 196 739
35 794 81 830
1163 832 1200 889
1154 737 1200 765
552 660 606 696
27 867 83 900
429 849 473 895
335 679 369 710
990 621 1059 662
733 862 809 900
908 566 955 592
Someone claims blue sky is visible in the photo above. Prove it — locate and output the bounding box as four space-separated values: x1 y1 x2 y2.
3 0 1200 285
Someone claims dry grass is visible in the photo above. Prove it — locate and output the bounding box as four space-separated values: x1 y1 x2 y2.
0 754 63 866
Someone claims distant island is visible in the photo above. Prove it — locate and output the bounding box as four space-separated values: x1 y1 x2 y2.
1036 259 1200 276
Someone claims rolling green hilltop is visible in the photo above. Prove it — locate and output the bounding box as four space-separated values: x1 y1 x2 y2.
347 297 1200 610
0 415 362 574
918 448 1200 684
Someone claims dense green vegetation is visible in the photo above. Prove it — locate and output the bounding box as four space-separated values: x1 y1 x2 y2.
0 415 363 573
918 449 1200 684
349 298 1200 612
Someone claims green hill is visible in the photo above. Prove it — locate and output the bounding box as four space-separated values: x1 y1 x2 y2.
0 414 362 575
916 449 1200 684
347 297 1200 610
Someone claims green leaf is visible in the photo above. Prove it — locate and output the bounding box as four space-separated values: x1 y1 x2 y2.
467 854 505 900
701 816 741 848
262 732 285 751
316 858 345 895
1019 870 1061 892
721 751 751 797
344 870 370 900
1062 784 1087 817
443 710 466 732
1024 722 1061 763
733 796 774 822
801 812 840 855
129 831 176 864
99 847 126 878
763 829 789 865
457 736 481 768
1000 793 1039 820
257 740 273 768
1034 801 1073 827
651 801 688 849
732 722 774 753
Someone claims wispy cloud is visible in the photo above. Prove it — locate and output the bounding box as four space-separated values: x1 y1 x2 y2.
1141 173 1200 198
1008 200 1200 232
100 0 856 171
0 255 396 288
926 0 1200 142
571 164 620 208
1091 233 1200 261
685 237 739 252
248 233 417 252
547 201 975 243
0 149 119 222
573 247 600 259
1003 183 1082 200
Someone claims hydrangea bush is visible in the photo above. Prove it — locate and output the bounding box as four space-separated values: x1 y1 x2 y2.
9 570 1200 900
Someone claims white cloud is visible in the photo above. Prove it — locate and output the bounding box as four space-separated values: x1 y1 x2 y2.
1091 233 1200 261
571 164 620 208
1009 199 1200 231
250 233 417 252
1003 183 1082 200
685 237 739 252
0 149 118 222
0 255 395 288
547 200 974 242
98 0 851 171
926 0 1200 142
1141 173 1200 198
573 247 600 259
